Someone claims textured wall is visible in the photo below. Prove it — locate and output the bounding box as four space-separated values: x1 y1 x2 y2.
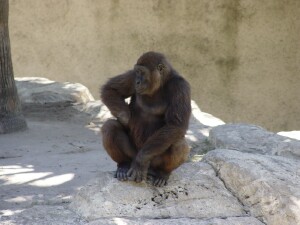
9 0 300 131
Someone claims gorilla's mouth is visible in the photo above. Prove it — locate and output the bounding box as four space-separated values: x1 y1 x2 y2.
135 86 146 94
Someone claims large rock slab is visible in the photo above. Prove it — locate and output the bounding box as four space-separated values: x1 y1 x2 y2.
16 77 94 106
204 149 300 225
70 162 246 221
209 123 300 158
15 77 97 121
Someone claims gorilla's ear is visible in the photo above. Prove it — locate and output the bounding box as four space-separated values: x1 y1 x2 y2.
157 64 166 72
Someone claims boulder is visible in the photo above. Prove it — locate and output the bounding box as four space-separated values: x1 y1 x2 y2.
69 162 246 221
204 149 300 225
209 123 300 158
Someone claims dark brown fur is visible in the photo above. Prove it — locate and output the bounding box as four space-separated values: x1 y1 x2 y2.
101 52 191 186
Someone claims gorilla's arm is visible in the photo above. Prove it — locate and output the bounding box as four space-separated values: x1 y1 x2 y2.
101 71 136 126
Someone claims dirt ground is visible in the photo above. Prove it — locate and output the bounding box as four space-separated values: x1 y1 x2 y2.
0 108 114 224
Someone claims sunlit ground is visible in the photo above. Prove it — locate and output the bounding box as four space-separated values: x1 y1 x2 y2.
1 165 74 187
278 131 300 140
0 164 75 218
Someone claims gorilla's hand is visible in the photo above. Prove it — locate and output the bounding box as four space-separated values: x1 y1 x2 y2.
127 158 150 183
117 111 130 127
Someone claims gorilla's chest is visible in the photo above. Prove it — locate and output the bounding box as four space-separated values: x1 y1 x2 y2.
135 95 167 116
129 95 166 147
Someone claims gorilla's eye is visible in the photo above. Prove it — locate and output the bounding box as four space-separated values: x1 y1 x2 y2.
136 74 144 85
136 69 144 76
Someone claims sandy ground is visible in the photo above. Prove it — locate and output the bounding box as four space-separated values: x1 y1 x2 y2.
0 109 115 223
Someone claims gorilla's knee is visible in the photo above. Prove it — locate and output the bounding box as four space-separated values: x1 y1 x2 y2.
101 119 122 134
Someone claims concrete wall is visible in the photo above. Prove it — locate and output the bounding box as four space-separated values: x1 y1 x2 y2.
9 0 300 132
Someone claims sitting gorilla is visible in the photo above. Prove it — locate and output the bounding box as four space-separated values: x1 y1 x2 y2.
100 51 191 187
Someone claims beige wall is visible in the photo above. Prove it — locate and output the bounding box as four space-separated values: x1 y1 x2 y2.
9 0 300 132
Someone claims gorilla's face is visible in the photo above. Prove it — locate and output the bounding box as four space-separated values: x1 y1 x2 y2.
134 65 161 96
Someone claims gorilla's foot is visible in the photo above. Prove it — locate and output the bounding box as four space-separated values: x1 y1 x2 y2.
148 168 170 187
114 162 131 181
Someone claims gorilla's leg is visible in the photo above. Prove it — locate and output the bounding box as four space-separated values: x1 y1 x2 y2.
149 139 190 187
101 119 137 181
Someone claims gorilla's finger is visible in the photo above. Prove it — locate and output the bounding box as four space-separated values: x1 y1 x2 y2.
123 173 128 181
128 170 137 181
127 168 133 177
154 179 160 187
136 174 143 183
120 172 124 181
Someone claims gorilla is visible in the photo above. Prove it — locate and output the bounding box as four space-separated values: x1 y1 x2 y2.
101 51 191 186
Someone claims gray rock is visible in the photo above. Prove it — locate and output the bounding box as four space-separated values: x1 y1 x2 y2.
16 77 94 106
209 123 300 158
87 217 264 225
204 149 300 225
70 162 246 221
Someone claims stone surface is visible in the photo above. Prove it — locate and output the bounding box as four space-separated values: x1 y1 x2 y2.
209 123 300 158
87 217 264 225
70 162 245 221
204 149 300 225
